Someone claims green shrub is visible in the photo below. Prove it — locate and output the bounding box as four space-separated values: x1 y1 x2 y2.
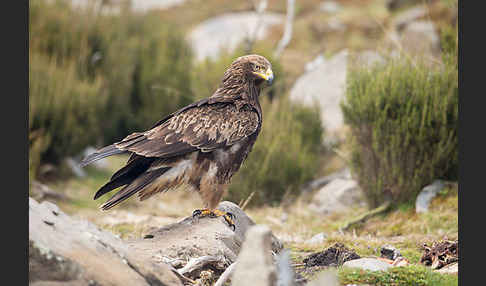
29 0 194 177
341 55 458 208
29 53 105 178
227 96 324 207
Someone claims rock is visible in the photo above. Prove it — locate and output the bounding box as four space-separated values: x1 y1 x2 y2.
400 21 441 57
305 233 328 245
188 12 284 62
30 181 69 202
232 225 278 286
304 55 324 73
302 168 351 194
353 50 386 68
29 197 183 286
319 1 342 14
380 245 402 260
276 250 297 286
305 270 339 286
289 50 348 137
436 262 458 275
392 6 427 31
67 0 187 14
416 180 445 213
310 178 365 215
128 201 282 280
64 157 86 178
343 258 393 272
386 20 441 60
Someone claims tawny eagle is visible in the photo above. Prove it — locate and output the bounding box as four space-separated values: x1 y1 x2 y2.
81 54 274 230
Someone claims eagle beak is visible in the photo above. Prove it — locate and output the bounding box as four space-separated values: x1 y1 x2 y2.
253 68 274 85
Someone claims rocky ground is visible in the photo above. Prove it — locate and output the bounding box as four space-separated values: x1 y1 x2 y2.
30 0 458 285
30 154 458 285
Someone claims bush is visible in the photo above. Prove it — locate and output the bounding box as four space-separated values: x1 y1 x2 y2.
29 0 194 178
227 96 323 207
29 53 105 179
341 55 458 208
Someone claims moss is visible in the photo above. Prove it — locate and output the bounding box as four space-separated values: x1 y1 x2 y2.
338 264 458 286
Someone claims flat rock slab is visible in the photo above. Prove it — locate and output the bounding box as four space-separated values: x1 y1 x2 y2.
29 197 182 286
188 12 284 62
127 201 283 278
342 258 393 272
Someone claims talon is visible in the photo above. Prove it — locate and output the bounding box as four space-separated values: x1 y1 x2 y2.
192 209 202 218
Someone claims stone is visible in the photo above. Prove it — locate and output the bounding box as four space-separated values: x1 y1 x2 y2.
301 168 351 194
276 249 296 286
353 50 386 68
29 197 183 286
400 21 441 57
319 1 342 14
380 245 402 260
188 12 284 62
64 157 86 178
289 50 348 137
30 181 69 202
416 180 445 213
392 6 427 31
310 178 365 215
232 225 278 286
386 20 441 60
305 233 328 245
436 262 458 275
343 258 393 272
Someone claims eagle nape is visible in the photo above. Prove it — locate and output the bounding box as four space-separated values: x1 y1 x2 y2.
192 209 236 231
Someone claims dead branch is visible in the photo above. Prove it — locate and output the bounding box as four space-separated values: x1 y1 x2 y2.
214 262 237 286
274 0 295 58
339 201 391 231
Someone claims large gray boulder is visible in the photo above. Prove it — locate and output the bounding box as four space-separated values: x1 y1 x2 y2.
415 180 445 213
128 201 283 280
386 20 441 61
29 197 183 286
289 50 348 138
343 258 393 272
310 178 365 215
188 12 284 62
30 198 283 285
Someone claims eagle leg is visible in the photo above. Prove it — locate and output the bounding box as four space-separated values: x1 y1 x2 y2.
192 209 235 231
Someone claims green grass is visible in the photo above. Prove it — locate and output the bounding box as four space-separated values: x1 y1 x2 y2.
338 265 457 286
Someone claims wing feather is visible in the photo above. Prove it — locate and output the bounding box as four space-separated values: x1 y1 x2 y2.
114 103 260 158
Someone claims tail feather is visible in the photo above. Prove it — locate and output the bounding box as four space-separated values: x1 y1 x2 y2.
99 167 170 211
80 144 126 167
93 156 156 200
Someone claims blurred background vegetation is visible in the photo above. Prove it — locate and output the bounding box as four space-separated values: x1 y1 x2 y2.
29 0 457 211
29 0 324 207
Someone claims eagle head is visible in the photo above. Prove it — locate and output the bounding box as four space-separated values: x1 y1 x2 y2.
230 54 274 86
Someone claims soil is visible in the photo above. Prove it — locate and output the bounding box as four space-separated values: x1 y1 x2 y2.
302 242 361 267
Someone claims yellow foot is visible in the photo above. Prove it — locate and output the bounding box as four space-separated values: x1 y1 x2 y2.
192 209 235 231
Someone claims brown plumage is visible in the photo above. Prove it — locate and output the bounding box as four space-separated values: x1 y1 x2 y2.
81 54 273 215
